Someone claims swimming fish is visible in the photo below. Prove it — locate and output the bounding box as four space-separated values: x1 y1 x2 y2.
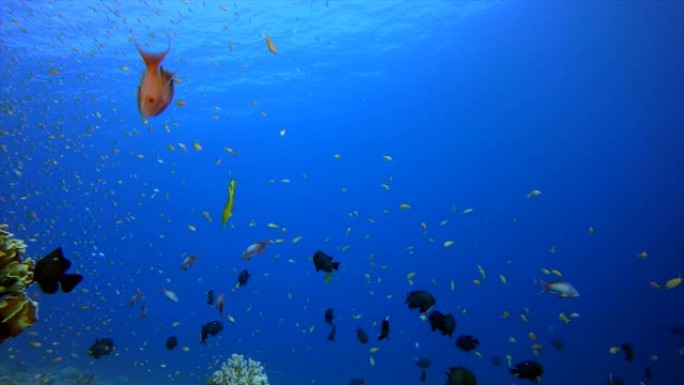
356 327 368 344
87 338 115 359
129 289 143 307
161 287 178 302
180 255 198 271
621 342 634 362
428 311 456 337
509 360 544 381
325 308 334 325
264 35 277 55
165 336 178 350
221 179 237 229
378 316 390 341
135 42 174 118
33 247 83 294
200 321 223 343
416 358 431 383
313 250 340 284
445 366 477 385
405 290 436 313
241 240 270 260
537 279 579 298
206 290 214 305
455 335 479 352
216 293 225 315
237 269 250 287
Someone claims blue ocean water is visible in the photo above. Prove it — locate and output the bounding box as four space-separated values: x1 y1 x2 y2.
1 1 683 384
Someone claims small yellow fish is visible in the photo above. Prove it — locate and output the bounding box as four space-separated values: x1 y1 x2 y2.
193 141 202 151
292 236 302 244
528 332 537 341
551 269 563 277
527 189 542 198
264 35 277 55
369 346 380 353
520 314 529 324
540 268 550 275
501 310 510 319
473 279 481 287
499 274 507 285
380 184 391 190
382 155 393 162
444 240 455 248
559 313 571 324
477 264 486 279
406 272 416 285
399 203 411 210
637 251 649 260
609 346 621 354
221 179 237 228
650 281 661 290
666 276 682 290
187 225 196 232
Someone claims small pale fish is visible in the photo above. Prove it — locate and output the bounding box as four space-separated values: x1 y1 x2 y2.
538 280 578 297
406 272 416 285
559 313 571 324
650 282 661 290
444 240 454 248
477 264 486 279
382 155 393 161
499 274 507 285
135 42 175 118
549 244 557 254
520 314 529 324
666 276 682 290
473 279 481 287
369 346 380 353
609 346 621 354
551 269 562 277
529 332 537 341
399 203 411 210
161 287 178 302
637 251 649 260
292 236 302 244
450 280 455 291
527 189 542 198
380 184 391 190
462 208 473 215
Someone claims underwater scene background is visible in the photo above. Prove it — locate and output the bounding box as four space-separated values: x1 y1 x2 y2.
1 1 683 384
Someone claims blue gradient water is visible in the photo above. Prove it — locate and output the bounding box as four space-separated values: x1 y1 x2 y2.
1 1 683 384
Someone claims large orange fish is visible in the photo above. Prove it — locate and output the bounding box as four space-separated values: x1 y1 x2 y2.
135 42 175 117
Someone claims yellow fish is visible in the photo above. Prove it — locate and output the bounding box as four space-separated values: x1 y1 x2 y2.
264 35 277 55
135 42 175 118
221 179 237 228
666 276 682 290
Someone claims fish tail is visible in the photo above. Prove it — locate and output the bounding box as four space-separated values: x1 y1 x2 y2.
536 279 547 294
135 42 169 73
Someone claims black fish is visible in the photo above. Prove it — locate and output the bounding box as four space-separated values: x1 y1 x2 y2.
621 342 633 362
509 360 544 381
428 310 456 337
405 290 436 313
356 327 368 344
207 290 214 305
667 325 684 335
312 250 340 273
550 338 565 350
445 366 477 385
33 247 83 294
200 321 223 343
378 316 390 341
165 336 178 350
348 379 364 385
608 373 624 385
420 370 426 383
491 356 501 366
238 269 250 287
87 337 115 359
645 367 653 381
415 358 431 369
327 325 337 342
455 335 479 352
324 308 334 325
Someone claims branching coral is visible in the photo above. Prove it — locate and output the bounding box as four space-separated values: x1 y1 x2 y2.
206 354 269 385
0 224 38 343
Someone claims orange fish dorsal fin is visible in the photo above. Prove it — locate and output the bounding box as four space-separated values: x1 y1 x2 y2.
136 42 169 74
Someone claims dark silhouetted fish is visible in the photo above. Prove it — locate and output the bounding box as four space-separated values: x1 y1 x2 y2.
608 373 624 385
416 358 431 369
327 325 336 342
550 338 565 350
405 290 436 313
165 336 178 350
324 308 334 325
348 379 364 385
456 335 479 352
313 250 340 272
621 342 633 362
207 290 214 305
428 310 456 337
378 316 390 341
420 370 426 382
33 247 83 294
667 325 684 335
491 356 501 366
200 321 223 343
238 269 250 287
445 366 477 385
87 338 115 359
356 327 368 344
645 367 653 382
509 360 544 381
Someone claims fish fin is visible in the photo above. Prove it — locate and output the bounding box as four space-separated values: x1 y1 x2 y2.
257 242 267 255
135 42 169 73
331 261 340 271
37 279 59 294
59 274 83 293
536 279 547 294
324 272 333 285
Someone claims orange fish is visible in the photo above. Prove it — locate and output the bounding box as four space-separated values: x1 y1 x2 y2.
135 42 175 117
242 240 271 260
264 35 277 55
181 255 198 271
216 293 225 315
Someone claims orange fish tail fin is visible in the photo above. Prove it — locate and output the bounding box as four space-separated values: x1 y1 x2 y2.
257 241 269 255
136 43 169 73
536 279 548 294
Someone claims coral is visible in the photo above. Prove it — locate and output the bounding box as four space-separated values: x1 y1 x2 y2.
206 354 269 385
0 224 38 344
